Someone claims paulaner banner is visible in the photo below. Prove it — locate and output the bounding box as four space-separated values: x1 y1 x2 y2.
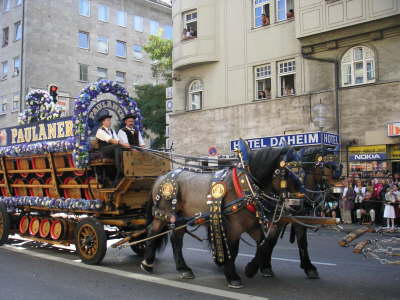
0 117 74 147
230 132 339 151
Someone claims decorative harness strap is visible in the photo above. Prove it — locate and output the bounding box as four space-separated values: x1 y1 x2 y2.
206 169 231 264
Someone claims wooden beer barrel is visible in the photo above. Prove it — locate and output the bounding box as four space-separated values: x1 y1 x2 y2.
53 155 66 176
19 216 30 234
67 155 85 177
5 159 15 179
63 177 82 199
32 157 47 177
50 220 64 240
13 179 28 196
39 219 51 238
0 180 10 197
44 178 58 198
28 178 44 197
29 217 40 236
83 177 100 200
16 158 30 178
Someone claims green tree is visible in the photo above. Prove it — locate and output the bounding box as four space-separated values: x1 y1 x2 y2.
135 84 166 149
143 35 173 85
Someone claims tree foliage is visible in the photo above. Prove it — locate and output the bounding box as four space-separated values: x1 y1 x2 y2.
143 35 173 85
135 84 166 149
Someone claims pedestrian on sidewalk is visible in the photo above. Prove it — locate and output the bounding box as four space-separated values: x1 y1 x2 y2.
384 184 398 231
340 180 355 224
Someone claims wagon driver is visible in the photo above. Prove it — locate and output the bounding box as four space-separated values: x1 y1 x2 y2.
95 111 131 183
117 114 145 148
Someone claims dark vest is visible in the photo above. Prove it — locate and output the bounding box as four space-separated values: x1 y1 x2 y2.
122 127 139 146
97 127 116 148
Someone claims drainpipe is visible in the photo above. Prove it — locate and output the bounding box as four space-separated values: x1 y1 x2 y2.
19 0 26 112
302 54 341 162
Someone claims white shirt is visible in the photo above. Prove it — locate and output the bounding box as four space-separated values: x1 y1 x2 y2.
96 127 119 143
117 127 145 146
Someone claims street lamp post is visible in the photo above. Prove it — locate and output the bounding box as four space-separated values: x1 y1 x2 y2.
312 102 329 153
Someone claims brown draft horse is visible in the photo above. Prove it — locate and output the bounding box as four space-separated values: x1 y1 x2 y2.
245 147 342 279
140 146 304 288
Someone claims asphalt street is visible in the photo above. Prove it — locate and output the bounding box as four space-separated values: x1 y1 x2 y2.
0 228 399 300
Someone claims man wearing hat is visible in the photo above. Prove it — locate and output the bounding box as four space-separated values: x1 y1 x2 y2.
117 114 145 148
95 111 130 184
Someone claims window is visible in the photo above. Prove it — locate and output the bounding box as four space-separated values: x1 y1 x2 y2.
16 0 23 6
341 46 376 87
14 21 22 41
0 96 7 114
188 80 203 110
183 10 197 39
98 5 109 22
276 0 294 22
134 16 143 32
12 93 19 112
79 0 90 17
3 0 10 11
117 11 127 27
255 64 272 100
133 45 143 60
79 31 89 49
116 41 126 58
150 20 159 35
116 71 126 84
97 36 108 54
13 56 20 76
278 59 296 96
254 0 270 28
1 61 8 78
97 67 107 80
79 64 89 81
2 27 9 47
164 25 173 40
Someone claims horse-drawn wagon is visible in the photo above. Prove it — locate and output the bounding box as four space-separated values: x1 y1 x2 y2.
0 81 171 264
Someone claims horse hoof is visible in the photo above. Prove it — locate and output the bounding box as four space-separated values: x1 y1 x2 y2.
260 267 274 277
306 269 320 279
245 263 258 278
140 262 153 273
228 280 244 289
180 270 195 279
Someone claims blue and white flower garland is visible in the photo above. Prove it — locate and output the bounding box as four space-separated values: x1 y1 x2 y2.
72 80 143 168
18 89 65 125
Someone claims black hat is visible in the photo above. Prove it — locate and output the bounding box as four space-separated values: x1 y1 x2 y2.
122 113 137 121
97 111 112 123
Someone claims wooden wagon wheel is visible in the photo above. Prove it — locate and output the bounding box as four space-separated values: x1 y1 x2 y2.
75 218 107 265
0 203 10 245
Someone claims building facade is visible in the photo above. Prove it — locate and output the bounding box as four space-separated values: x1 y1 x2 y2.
169 0 400 179
0 0 171 128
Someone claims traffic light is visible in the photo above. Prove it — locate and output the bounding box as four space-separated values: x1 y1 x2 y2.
49 85 58 103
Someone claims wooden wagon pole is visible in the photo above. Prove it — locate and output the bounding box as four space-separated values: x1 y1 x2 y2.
110 229 147 248
279 216 340 226
47 152 61 198
338 226 375 247
1 157 12 196
353 239 371 254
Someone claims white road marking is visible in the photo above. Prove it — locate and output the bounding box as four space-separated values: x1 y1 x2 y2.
2 245 269 300
185 248 337 267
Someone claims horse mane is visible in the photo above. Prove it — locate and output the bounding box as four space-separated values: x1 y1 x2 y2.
248 147 289 188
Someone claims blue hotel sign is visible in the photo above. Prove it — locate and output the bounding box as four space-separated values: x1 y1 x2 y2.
230 132 339 151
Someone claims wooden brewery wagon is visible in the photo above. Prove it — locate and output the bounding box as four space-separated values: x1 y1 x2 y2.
0 82 171 264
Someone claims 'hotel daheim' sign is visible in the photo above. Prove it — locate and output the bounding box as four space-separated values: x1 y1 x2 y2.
0 117 74 146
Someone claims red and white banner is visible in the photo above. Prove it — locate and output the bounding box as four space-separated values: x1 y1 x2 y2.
388 122 400 137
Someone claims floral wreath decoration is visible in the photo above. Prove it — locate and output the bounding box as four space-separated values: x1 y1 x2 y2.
72 80 143 168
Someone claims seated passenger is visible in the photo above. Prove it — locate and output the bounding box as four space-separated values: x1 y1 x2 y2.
117 114 145 148
95 111 130 185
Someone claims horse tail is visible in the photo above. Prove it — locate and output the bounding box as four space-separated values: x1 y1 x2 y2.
289 224 296 244
145 190 168 253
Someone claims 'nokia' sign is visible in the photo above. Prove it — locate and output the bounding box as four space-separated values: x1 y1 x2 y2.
349 153 387 161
